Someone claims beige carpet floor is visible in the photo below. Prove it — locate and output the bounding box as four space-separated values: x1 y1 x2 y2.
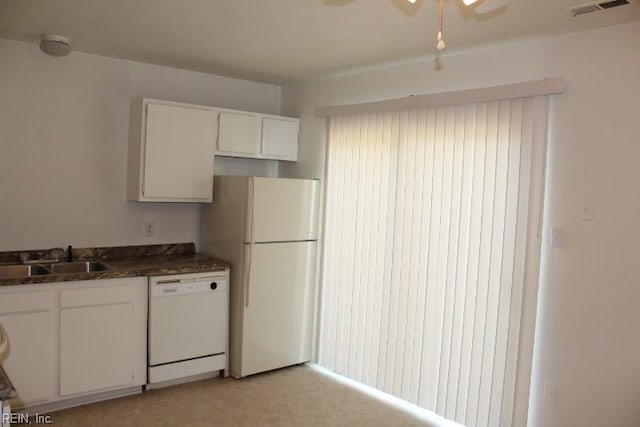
43 365 437 427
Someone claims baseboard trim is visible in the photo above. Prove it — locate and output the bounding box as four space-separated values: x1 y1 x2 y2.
16 386 143 415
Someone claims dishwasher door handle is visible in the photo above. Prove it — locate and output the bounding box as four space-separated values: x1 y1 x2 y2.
156 279 181 285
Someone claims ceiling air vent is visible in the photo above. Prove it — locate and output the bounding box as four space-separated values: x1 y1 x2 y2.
598 0 630 8
568 0 630 17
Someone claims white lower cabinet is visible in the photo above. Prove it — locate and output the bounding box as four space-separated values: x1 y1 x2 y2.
58 282 146 397
0 305 55 407
60 303 139 396
0 278 146 410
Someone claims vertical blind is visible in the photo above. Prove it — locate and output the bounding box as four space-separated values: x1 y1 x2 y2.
319 96 548 427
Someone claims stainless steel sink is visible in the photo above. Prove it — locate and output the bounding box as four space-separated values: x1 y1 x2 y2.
0 261 112 279
0 264 50 279
48 261 112 274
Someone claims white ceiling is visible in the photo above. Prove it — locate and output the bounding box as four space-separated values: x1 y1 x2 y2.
1 0 639 85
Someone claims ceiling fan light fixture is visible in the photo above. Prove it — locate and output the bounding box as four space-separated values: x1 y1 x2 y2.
436 31 446 51
402 0 506 52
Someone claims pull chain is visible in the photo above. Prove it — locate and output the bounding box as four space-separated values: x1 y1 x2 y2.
436 0 446 51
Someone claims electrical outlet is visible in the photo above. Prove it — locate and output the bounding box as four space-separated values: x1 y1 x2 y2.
143 221 155 237
543 381 558 404
551 226 565 248
579 198 595 221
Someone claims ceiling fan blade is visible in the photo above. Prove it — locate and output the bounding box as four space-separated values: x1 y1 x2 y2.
474 0 509 13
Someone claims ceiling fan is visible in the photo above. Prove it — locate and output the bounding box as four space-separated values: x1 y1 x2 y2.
407 0 510 51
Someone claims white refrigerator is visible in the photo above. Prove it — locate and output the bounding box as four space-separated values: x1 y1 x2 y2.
201 176 320 378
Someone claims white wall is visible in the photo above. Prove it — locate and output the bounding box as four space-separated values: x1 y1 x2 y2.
0 38 281 251
281 21 640 427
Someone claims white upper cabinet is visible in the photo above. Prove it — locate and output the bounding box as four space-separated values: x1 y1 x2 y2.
217 111 260 156
216 109 299 161
128 99 217 202
261 116 299 161
127 99 300 203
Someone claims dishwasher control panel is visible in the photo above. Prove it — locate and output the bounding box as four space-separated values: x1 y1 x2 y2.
151 274 228 297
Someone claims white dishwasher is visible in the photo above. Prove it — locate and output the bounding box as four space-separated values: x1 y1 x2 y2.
148 271 229 386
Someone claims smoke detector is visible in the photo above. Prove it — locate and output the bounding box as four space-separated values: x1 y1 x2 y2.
39 34 71 57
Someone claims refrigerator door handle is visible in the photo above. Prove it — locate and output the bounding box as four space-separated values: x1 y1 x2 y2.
244 245 252 307
246 178 255 244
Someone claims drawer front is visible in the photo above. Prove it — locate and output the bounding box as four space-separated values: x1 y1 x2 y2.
60 284 135 308
0 290 50 314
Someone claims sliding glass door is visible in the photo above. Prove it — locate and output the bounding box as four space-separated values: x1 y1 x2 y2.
319 96 549 427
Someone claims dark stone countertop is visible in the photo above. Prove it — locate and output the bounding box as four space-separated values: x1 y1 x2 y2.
0 243 229 287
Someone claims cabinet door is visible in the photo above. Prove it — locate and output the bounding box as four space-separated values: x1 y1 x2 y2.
60 303 136 396
217 111 260 157
0 311 54 407
143 102 217 201
261 117 299 161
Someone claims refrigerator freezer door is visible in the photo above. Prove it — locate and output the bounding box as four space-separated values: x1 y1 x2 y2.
238 241 317 377
247 177 319 243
